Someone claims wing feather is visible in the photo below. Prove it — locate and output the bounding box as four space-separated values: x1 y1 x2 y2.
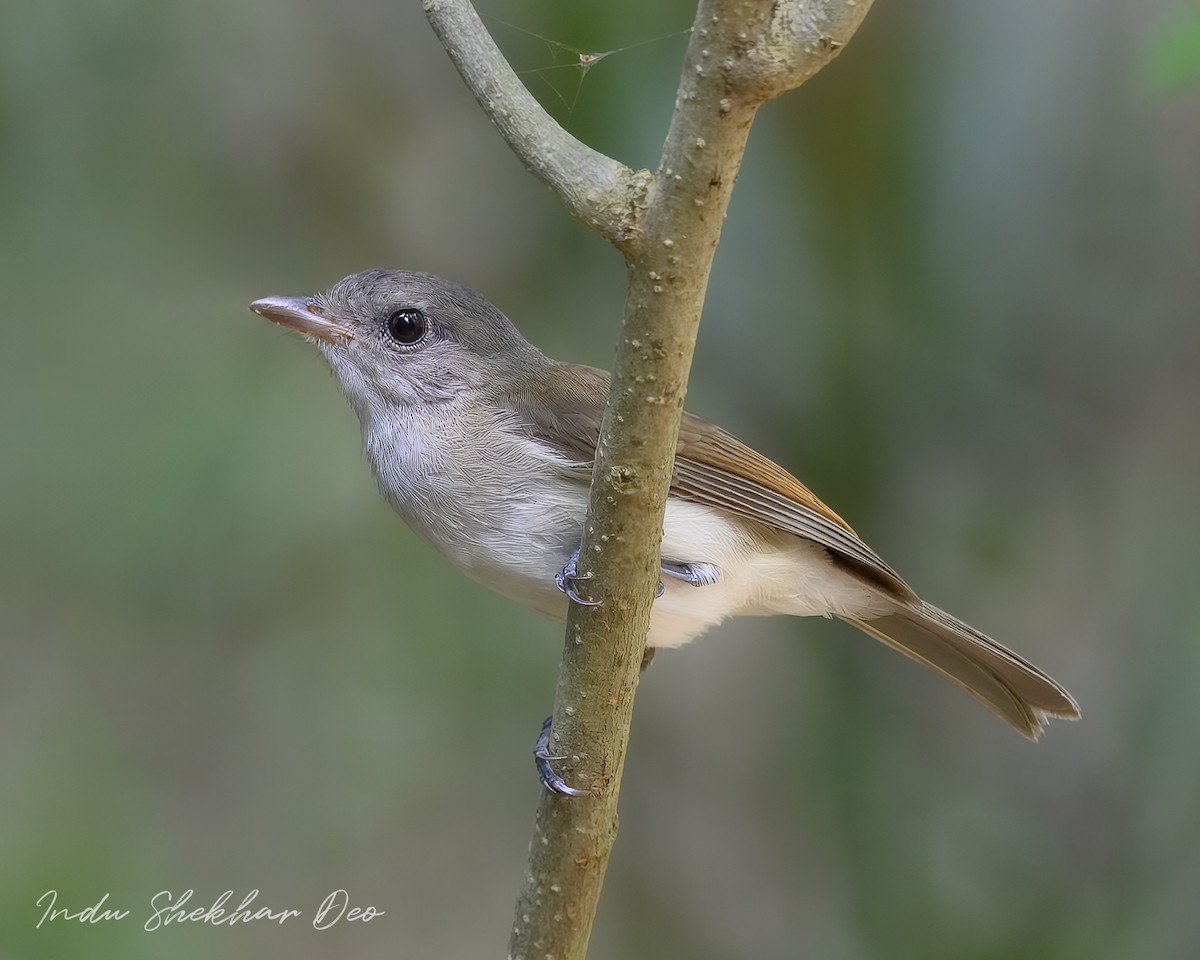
511 362 914 600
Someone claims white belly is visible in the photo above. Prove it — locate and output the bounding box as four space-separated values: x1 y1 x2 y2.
649 499 892 647
365 410 889 649
452 494 893 650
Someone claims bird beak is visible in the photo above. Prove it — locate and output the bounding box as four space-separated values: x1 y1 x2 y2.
249 296 354 345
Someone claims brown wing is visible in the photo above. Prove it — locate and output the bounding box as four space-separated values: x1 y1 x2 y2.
673 416 915 600
513 361 915 601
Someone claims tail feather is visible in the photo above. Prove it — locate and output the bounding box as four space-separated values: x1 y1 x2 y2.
843 601 1081 739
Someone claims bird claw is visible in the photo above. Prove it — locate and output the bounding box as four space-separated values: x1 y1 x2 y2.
558 550 716 605
534 716 590 798
660 561 722 587
555 547 602 606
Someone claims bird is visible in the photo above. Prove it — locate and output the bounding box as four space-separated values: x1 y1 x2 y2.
251 269 1080 789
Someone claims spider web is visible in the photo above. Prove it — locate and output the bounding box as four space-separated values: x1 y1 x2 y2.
483 15 692 123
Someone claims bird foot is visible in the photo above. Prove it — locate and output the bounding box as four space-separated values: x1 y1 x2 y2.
660 561 722 586
558 551 719 605
534 716 590 797
555 547 602 606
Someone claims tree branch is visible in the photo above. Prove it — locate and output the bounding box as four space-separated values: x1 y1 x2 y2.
423 0 651 244
425 2 873 958
731 0 875 102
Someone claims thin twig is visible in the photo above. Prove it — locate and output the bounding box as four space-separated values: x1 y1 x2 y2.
424 0 651 245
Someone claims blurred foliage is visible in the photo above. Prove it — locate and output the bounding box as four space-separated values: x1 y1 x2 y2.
1 0 1198 959
1143 4 1200 94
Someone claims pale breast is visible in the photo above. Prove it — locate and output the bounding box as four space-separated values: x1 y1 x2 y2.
362 406 891 650
363 406 583 614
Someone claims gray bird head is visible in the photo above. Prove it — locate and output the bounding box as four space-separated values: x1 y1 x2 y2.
251 269 544 416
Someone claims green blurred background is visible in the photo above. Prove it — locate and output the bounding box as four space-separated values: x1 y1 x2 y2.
2 0 1198 957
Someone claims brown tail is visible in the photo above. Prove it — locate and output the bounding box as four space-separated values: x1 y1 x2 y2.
843 601 1080 739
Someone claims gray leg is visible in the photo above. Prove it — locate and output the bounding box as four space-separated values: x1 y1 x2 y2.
535 642 655 797
555 546 601 606
534 716 590 797
660 561 722 586
558 549 719 606
556 547 681 600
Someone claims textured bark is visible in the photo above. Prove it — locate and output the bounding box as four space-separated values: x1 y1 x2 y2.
424 2 874 957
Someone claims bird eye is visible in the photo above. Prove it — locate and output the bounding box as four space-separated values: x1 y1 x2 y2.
385 308 427 345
